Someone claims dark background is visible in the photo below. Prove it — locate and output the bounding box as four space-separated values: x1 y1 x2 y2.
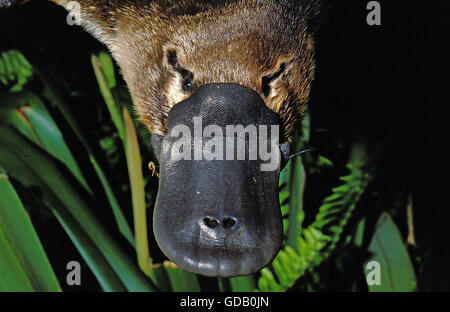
1 0 449 291
309 0 450 291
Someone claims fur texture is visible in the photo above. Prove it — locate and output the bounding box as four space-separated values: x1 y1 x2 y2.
3 0 322 140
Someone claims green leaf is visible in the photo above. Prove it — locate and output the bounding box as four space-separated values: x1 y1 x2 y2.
91 53 124 140
285 155 305 249
258 268 283 292
36 67 135 247
0 91 128 242
163 261 201 292
0 107 41 144
148 264 171 292
259 143 371 291
272 253 290 288
317 155 333 167
0 174 60 292
229 276 257 292
354 218 366 247
90 157 136 248
0 125 155 291
123 108 151 278
366 213 417 292
51 207 127 292
21 99 89 191
98 52 117 89
0 50 33 92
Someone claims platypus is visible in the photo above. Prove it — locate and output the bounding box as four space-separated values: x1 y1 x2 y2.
1 0 322 277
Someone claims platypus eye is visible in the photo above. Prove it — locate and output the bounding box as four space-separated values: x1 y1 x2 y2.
182 76 193 92
166 49 194 92
261 63 287 97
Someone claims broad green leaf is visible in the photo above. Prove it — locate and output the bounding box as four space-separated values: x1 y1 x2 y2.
22 99 89 191
366 213 417 292
229 276 257 292
0 174 60 292
51 207 127 292
0 148 125 292
148 264 171 292
163 261 201 292
0 107 41 144
0 226 34 291
0 125 154 291
0 91 89 192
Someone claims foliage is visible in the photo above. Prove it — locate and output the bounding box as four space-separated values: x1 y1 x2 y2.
258 145 371 291
0 173 60 291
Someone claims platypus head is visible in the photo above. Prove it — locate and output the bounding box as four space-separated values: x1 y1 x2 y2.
45 0 321 276
151 83 287 276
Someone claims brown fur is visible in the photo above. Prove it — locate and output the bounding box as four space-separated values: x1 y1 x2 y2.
6 0 321 140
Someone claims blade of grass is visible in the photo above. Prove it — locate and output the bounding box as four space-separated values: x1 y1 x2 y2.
91 53 124 140
286 154 306 249
284 114 310 249
123 108 151 278
88 156 135 247
92 51 165 287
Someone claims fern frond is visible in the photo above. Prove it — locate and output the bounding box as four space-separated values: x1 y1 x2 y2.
0 50 33 92
258 145 371 291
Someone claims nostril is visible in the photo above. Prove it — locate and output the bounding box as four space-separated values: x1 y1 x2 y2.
203 217 219 228
222 217 236 228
